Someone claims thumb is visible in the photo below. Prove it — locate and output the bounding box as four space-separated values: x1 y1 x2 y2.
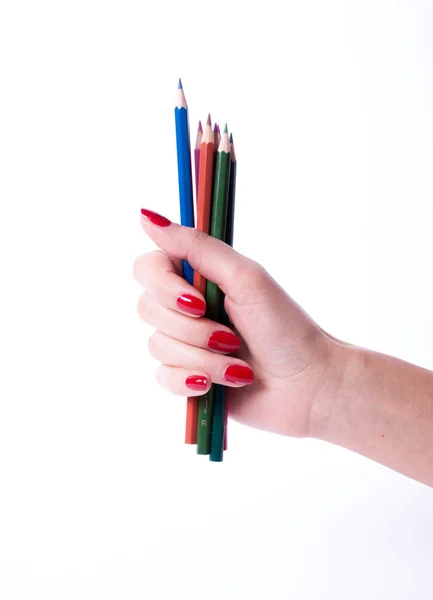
140 208 257 300
140 208 319 357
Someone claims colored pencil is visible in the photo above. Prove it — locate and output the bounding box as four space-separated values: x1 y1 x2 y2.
207 125 231 324
210 132 237 461
197 125 231 455
215 123 221 150
213 123 219 150
226 133 237 248
194 115 215 296
174 79 195 285
194 120 203 208
185 115 215 445
224 133 237 452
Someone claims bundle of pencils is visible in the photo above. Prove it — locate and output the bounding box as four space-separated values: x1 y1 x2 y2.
175 79 237 462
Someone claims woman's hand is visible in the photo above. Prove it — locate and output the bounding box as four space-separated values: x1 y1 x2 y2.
133 208 347 439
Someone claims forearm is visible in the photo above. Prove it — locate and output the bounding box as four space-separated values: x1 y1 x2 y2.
316 344 433 487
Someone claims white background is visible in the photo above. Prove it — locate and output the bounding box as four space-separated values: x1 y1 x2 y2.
1 1 433 598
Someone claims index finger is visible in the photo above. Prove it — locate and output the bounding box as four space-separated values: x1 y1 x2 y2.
133 250 207 317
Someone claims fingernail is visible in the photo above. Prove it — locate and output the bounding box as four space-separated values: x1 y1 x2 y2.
140 208 172 227
176 294 206 316
186 375 208 391
208 331 240 353
224 365 254 385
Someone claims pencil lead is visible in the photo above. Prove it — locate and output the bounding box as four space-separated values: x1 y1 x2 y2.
229 133 233 143
216 124 220 133
206 113 212 126
178 78 183 90
198 120 203 132
213 123 218 133
223 123 228 134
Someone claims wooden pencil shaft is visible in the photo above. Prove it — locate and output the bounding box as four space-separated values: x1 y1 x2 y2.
197 148 231 454
210 149 237 461
210 384 225 462
187 134 214 443
175 106 194 285
195 134 219 453
176 84 196 442
210 151 230 239
225 159 237 248
185 397 199 444
206 149 231 321
197 141 215 232
196 385 215 454
194 122 203 210
175 109 194 227
194 148 200 207
193 137 215 296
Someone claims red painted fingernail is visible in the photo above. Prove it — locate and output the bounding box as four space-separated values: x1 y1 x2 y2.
224 365 254 385
140 208 172 227
186 375 208 391
208 331 240 353
176 294 206 316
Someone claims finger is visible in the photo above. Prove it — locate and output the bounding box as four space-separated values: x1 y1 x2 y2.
155 365 211 396
138 292 240 354
140 209 261 302
148 331 254 387
133 250 206 317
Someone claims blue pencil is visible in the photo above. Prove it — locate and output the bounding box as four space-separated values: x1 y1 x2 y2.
175 79 195 285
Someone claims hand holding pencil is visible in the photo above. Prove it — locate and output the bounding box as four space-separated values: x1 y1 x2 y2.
135 80 334 457
134 83 433 485
134 215 339 442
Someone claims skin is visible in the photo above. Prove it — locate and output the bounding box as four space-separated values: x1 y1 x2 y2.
134 211 433 487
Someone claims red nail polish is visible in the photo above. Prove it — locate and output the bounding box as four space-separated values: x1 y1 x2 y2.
141 208 172 227
224 365 254 385
186 375 208 391
176 294 206 316
208 331 240 353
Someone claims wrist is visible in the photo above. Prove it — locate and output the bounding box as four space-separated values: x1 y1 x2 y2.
308 338 355 440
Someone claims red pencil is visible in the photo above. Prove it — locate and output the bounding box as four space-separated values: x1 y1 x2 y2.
194 121 203 208
185 115 215 444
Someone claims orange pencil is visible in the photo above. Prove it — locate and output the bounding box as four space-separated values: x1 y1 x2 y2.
185 114 215 444
194 115 214 295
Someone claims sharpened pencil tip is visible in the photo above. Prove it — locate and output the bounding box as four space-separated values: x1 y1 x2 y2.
223 123 228 134
213 123 218 133
198 120 203 132
216 124 221 133
178 78 183 89
229 133 233 143
206 113 211 126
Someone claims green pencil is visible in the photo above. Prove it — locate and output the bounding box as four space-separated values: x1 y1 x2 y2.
210 132 237 461
196 124 231 455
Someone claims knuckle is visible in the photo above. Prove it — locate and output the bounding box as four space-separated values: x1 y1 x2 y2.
137 291 154 324
155 365 165 387
132 252 151 282
132 250 169 286
233 259 269 297
244 260 267 283
147 331 160 358
195 354 207 372
184 317 198 338
186 229 211 272
190 228 210 244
